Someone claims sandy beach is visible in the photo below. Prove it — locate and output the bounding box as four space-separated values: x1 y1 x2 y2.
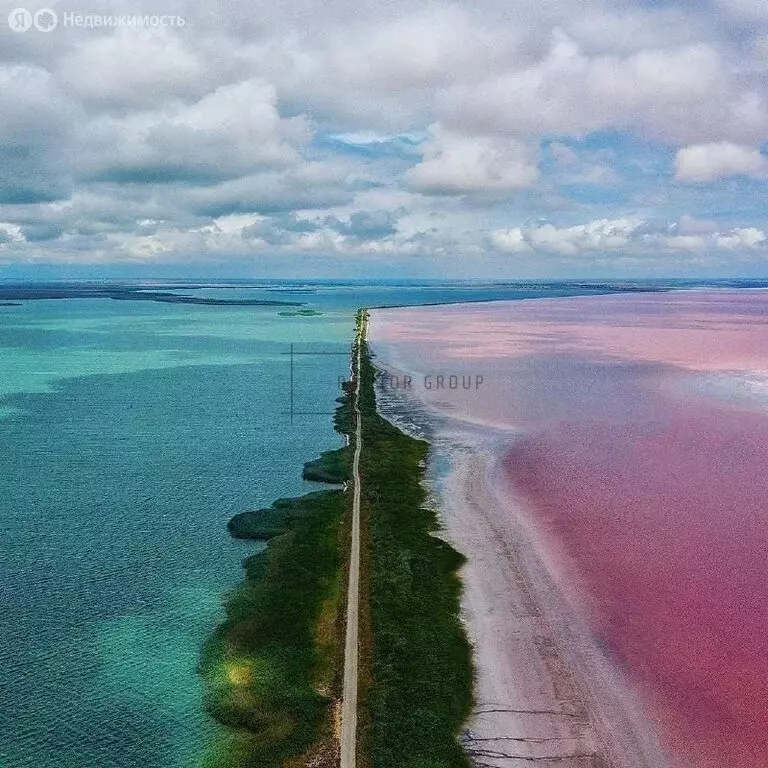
441 437 667 768
366 408 667 768
369 291 768 768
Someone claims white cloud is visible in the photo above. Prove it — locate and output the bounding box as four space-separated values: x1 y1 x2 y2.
58 29 207 108
81 79 311 183
674 142 768 182
490 227 530 253
493 217 644 256
715 227 767 249
659 234 708 252
329 7 496 89
1 0 768 273
491 217 768 257
406 124 538 195
438 32 767 145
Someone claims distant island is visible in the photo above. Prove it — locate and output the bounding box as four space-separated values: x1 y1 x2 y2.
0 283 303 307
278 308 324 316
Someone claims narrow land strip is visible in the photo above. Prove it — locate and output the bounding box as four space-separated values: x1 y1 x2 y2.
340 311 366 768
357 319 473 767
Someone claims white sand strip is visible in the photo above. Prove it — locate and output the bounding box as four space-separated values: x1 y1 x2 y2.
435 436 668 768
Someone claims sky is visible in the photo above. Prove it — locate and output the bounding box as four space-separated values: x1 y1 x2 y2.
0 0 767 279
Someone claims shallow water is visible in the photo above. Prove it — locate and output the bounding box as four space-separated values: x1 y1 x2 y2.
370 290 768 768
0 299 352 768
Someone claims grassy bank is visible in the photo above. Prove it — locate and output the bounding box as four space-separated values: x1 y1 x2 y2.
357 310 474 768
199 400 352 767
198 309 472 768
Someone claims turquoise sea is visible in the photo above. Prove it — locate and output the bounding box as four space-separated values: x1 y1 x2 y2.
0 279 706 768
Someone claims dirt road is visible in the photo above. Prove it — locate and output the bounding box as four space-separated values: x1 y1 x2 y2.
340 314 364 768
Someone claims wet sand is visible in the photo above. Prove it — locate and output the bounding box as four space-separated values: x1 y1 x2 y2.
369 291 768 768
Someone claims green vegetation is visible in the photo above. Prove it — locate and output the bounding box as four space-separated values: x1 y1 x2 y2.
356 310 474 768
199 309 472 768
228 486 345 541
303 447 349 484
200 405 352 767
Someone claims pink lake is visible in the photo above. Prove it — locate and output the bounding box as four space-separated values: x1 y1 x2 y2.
370 290 768 768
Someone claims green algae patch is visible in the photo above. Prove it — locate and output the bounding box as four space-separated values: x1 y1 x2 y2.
355 310 474 768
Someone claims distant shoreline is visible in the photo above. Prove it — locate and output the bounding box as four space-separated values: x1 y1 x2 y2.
0 284 303 306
